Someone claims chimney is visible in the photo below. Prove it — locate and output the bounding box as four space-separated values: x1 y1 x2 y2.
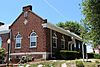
23 5 32 12
44 19 47 23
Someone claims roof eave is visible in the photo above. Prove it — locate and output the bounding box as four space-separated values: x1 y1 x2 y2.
0 30 10 34
42 23 82 41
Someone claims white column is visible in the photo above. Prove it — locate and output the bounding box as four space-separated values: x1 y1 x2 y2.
82 42 85 61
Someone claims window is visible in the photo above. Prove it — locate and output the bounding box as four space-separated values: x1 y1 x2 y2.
0 37 2 48
78 42 81 49
68 41 73 50
15 33 22 49
30 32 37 48
52 33 57 48
61 36 65 49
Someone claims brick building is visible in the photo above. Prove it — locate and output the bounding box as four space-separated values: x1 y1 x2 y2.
0 5 86 62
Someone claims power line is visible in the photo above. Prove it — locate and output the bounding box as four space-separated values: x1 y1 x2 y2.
43 0 67 19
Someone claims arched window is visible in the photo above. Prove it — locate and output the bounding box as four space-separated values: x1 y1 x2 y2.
61 36 65 49
30 32 37 48
0 37 2 48
78 42 81 49
68 41 73 50
52 33 57 48
15 33 22 48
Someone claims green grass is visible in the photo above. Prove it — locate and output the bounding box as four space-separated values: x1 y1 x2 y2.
29 60 76 67
83 62 97 67
14 59 100 67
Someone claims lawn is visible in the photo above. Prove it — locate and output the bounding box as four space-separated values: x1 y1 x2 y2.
83 62 97 67
12 59 100 67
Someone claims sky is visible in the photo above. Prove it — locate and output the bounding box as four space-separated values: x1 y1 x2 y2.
0 0 83 25
0 0 93 53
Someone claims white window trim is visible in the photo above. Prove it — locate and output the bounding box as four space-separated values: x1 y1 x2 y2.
61 36 65 49
68 41 73 50
15 38 22 49
78 42 81 49
71 37 76 48
29 32 38 48
15 33 22 49
52 33 57 48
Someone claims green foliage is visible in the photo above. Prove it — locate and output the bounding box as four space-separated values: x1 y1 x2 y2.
0 48 5 63
60 50 80 60
95 60 100 63
0 48 5 57
87 53 95 58
94 54 100 59
56 22 65 28
56 21 85 36
76 61 84 67
82 0 100 47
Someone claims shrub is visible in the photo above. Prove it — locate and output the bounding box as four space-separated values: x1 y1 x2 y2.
87 53 95 58
76 61 84 67
95 60 100 63
0 48 5 64
60 50 80 60
55 49 61 59
94 54 100 59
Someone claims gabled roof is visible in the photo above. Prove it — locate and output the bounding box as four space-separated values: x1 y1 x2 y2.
9 12 23 28
42 23 82 41
9 11 44 28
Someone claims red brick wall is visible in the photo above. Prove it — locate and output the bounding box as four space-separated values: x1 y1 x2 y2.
45 28 51 52
52 30 72 50
0 33 10 52
10 11 47 54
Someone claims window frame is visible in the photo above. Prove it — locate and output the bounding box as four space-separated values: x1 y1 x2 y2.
29 32 37 48
15 33 22 49
61 36 65 49
78 42 81 49
0 37 2 48
52 33 57 48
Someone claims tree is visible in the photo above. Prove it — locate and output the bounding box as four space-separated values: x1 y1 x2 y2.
56 22 65 28
56 21 85 36
82 0 100 47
